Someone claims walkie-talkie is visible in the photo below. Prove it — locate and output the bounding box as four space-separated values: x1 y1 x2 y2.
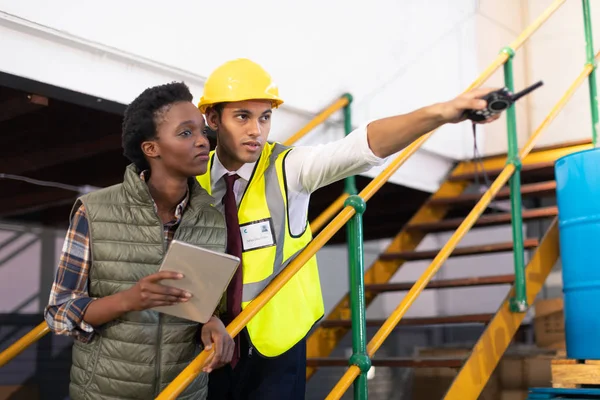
465 80 544 122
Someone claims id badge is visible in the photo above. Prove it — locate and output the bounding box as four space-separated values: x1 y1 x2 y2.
240 218 276 252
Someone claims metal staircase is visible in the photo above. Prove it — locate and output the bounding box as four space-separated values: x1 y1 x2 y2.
306 139 588 397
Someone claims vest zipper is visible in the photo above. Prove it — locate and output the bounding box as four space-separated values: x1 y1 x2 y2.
146 184 168 397
154 314 163 397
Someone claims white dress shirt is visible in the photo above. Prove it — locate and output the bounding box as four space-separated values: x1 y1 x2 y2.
210 124 386 235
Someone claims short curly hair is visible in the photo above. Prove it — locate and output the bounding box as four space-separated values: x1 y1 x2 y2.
122 81 194 170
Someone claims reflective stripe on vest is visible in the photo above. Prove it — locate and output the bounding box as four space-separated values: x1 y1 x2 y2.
196 142 324 357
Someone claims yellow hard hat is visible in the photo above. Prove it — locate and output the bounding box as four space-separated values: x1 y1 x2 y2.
198 58 284 113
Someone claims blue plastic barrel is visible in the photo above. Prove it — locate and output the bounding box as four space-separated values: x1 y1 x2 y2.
555 147 600 359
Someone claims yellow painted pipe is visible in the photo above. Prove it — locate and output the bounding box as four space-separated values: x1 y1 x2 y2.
509 0 566 52
310 193 350 234
283 96 349 146
519 62 596 158
325 44 595 400
0 322 49 368
156 206 358 399
325 165 517 399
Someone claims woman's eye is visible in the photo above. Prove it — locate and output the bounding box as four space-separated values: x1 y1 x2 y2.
179 130 192 137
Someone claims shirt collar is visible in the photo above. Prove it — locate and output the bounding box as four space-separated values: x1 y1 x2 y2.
139 169 189 225
212 149 256 183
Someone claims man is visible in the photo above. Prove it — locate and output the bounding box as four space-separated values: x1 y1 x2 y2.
44 82 234 400
196 58 499 399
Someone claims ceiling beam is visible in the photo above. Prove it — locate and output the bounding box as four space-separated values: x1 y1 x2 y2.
0 133 122 175
0 171 122 219
0 189 77 219
0 94 48 123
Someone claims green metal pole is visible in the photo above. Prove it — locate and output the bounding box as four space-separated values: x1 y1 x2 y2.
501 47 528 313
343 94 358 195
344 195 371 400
582 0 599 147
342 93 370 398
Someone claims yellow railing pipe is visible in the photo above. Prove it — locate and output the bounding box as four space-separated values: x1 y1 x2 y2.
283 96 349 146
519 59 597 158
310 193 350 234
156 210 356 399
0 97 348 370
0 322 49 368
325 44 596 400
327 168 518 398
509 0 566 51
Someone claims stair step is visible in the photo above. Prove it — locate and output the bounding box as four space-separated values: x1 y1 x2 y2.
306 357 465 368
320 313 493 329
449 161 554 182
364 274 515 293
379 239 539 261
406 206 557 233
429 181 556 207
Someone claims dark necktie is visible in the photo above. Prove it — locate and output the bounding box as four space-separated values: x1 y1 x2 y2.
222 174 243 367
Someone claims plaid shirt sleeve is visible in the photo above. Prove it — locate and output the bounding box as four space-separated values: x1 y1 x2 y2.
44 204 96 343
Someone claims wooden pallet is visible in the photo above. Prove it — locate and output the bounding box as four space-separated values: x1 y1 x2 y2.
552 351 600 388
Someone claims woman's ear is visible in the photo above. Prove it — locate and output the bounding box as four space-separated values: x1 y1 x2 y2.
141 139 159 160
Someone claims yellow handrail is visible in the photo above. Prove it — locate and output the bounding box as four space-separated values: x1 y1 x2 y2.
0 96 350 370
0 322 49 368
310 193 350 234
155 1 570 393
283 96 350 146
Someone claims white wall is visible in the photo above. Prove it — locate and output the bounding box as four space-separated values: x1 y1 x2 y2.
479 0 600 156
0 0 498 193
475 0 531 156
524 0 600 149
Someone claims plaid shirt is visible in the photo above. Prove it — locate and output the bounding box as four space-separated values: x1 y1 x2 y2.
44 171 189 343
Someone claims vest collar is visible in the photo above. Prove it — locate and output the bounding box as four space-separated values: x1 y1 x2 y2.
122 164 214 215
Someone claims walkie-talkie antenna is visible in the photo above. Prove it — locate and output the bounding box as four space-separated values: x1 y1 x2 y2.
511 80 544 102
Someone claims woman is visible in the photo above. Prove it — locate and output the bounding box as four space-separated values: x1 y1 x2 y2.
44 82 234 400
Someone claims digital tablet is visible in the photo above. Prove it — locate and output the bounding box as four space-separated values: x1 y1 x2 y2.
153 240 240 323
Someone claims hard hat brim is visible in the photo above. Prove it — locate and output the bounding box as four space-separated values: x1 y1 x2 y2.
198 97 284 114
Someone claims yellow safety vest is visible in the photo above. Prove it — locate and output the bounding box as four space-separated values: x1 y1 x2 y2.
197 142 324 357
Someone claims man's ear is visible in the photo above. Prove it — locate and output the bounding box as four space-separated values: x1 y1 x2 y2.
205 108 220 131
141 139 159 160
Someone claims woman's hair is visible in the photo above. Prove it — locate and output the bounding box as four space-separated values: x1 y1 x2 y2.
122 81 193 170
